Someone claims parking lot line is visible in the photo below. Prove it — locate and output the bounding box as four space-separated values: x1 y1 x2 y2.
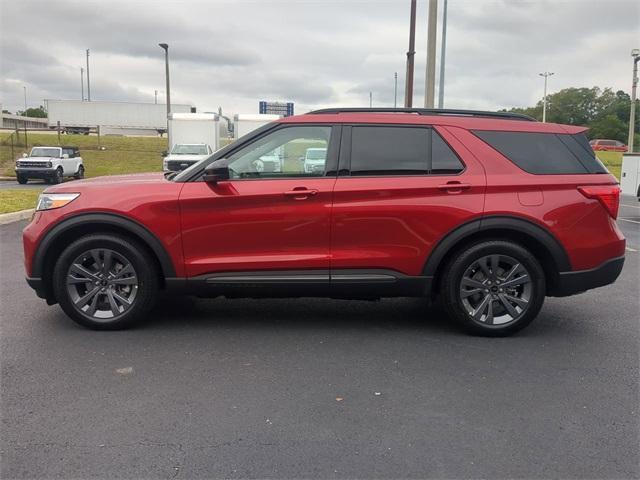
619 218 640 224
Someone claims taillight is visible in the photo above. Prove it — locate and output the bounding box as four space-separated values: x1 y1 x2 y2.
578 185 621 219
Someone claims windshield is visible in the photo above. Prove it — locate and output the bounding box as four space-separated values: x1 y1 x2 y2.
171 144 209 155
30 147 61 158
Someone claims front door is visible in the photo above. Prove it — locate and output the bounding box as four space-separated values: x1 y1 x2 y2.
179 124 339 278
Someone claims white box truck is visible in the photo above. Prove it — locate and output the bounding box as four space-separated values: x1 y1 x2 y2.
233 114 280 140
620 153 640 199
164 113 220 172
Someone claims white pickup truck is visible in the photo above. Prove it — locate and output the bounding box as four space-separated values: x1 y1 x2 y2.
15 146 85 184
163 143 213 172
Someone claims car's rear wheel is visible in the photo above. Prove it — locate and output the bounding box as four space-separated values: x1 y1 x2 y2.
52 234 158 330
16 175 27 184
440 240 545 336
74 165 85 179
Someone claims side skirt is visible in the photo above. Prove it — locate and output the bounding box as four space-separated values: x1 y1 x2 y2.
165 269 433 300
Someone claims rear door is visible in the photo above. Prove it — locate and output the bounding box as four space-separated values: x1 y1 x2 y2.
330 124 486 277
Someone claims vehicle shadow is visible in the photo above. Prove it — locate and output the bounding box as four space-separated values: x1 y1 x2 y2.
144 295 460 335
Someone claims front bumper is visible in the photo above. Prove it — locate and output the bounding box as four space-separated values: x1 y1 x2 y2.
551 256 625 297
16 169 56 179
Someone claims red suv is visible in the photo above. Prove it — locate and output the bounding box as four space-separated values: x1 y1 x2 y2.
23 108 625 336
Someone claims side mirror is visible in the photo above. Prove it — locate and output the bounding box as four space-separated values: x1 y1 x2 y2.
203 159 231 184
161 150 168 157
62 153 69 159
22 153 28 158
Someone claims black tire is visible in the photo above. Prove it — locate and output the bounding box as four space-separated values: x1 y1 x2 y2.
74 165 85 179
440 240 545 337
52 234 159 330
52 168 63 184
16 175 27 184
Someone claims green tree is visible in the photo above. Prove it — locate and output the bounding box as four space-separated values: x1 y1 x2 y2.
19 106 47 118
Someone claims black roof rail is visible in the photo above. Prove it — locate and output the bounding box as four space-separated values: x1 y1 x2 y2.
307 107 536 122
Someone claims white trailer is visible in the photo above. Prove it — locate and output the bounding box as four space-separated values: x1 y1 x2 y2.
46 100 193 135
233 114 280 140
620 153 640 197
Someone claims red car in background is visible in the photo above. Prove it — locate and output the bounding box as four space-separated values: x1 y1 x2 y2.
589 139 627 152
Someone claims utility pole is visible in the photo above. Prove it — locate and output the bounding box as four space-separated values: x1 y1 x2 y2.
23 86 27 111
539 72 554 122
438 0 448 108
81 67 84 101
86 49 91 101
394 72 398 108
404 0 417 107
424 0 437 108
159 43 171 134
628 49 639 153
369 91 373 108
155 90 158 104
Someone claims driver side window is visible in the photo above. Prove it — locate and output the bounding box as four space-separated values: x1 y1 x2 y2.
226 126 331 179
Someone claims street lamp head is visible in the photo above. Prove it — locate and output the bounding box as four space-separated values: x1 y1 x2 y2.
158 43 168 51
631 48 640 58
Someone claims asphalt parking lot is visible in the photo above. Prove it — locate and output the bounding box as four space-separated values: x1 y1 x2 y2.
1 199 638 479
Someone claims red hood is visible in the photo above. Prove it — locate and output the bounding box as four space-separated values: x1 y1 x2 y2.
44 172 167 193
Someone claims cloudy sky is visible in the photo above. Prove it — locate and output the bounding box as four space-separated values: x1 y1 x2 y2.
1 0 638 115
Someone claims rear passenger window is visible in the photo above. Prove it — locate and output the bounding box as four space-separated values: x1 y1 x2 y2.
349 126 464 176
473 131 607 174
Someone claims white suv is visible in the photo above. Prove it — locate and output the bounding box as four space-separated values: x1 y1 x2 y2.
16 146 85 184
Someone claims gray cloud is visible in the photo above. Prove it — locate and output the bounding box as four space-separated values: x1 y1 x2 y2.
1 0 638 115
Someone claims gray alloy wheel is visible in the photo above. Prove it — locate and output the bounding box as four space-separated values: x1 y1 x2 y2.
459 254 532 326
66 248 139 321
53 168 63 184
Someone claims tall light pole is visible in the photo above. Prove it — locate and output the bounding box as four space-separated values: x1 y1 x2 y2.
86 49 91 101
81 67 85 101
404 0 417 107
539 71 554 122
154 90 158 104
23 86 27 111
369 91 373 108
159 43 171 134
394 72 398 108
424 0 437 108
628 49 639 153
437 0 448 108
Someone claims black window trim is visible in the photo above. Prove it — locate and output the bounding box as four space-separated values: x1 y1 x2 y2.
180 123 342 182
338 123 467 178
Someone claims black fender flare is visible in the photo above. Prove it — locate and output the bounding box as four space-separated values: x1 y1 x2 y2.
422 215 571 277
31 212 177 279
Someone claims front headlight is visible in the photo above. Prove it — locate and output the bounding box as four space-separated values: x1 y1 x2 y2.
47 161 52 168
15 161 21 167
36 193 80 211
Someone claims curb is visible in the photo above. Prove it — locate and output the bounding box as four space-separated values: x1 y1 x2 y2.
0 177 16 181
0 209 34 225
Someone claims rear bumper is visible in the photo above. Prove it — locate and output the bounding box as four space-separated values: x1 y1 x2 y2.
551 256 625 297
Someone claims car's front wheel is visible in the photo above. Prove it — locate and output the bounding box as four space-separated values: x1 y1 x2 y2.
52 234 158 330
51 168 63 184
440 240 546 336
16 175 27 184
